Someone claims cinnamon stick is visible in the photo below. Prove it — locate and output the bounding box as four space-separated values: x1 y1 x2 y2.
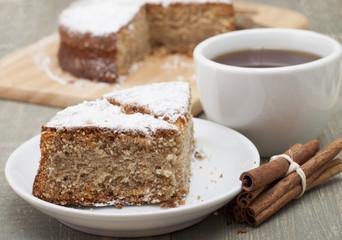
236 186 267 208
226 198 237 213
308 158 342 190
245 158 342 227
240 140 320 192
246 138 342 218
236 182 278 208
233 205 246 223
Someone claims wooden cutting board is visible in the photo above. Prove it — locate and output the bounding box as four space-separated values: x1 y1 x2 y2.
0 1 308 115
234 1 309 29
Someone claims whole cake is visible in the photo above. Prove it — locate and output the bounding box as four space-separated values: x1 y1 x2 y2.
58 0 234 82
33 82 194 207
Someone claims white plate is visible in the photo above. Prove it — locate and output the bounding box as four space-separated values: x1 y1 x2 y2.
5 118 259 237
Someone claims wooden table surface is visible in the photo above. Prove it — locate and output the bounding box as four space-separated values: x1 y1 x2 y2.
0 0 341 239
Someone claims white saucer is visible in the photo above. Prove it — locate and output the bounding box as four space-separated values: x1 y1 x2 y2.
5 118 259 237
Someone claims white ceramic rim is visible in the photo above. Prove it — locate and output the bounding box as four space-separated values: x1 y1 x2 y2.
193 28 342 75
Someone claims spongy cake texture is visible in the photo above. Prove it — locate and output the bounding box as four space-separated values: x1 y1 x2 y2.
33 82 194 206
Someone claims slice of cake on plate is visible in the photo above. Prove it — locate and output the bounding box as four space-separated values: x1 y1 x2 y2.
33 82 194 207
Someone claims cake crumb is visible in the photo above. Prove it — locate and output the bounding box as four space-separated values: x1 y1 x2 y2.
160 201 177 208
220 174 223 178
237 228 248 234
178 199 186 205
197 195 201 200
115 204 123 209
194 150 206 160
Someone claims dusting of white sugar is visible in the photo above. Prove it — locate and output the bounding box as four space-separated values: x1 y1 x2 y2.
59 0 231 36
46 99 177 135
59 0 144 36
42 57 68 85
104 82 190 122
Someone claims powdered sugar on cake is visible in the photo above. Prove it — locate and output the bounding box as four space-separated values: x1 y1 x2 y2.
59 0 145 36
45 99 177 134
59 0 231 36
104 82 190 123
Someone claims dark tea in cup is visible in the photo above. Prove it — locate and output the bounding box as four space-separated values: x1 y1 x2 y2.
213 49 321 68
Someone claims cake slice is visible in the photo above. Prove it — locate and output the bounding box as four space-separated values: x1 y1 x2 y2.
33 82 193 207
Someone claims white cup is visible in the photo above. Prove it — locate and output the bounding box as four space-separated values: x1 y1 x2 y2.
194 29 342 157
